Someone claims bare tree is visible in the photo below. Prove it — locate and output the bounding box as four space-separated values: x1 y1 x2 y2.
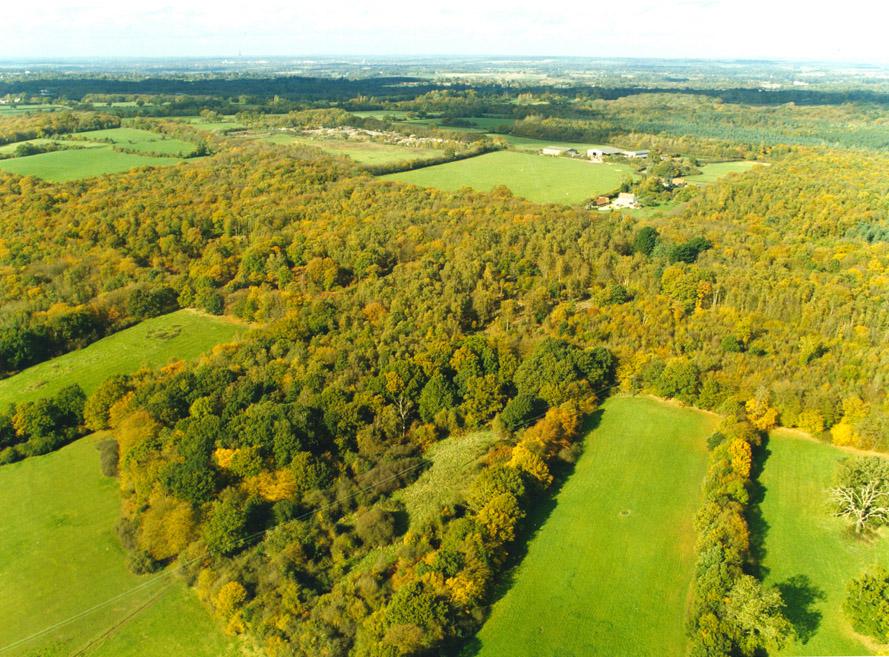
831 482 889 534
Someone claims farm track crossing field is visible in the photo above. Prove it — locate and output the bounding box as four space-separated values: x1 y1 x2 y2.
758 431 889 656
383 150 635 204
0 146 182 181
0 433 240 657
0 310 245 405
470 396 716 657
263 133 447 165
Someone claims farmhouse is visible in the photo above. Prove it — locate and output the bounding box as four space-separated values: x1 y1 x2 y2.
541 146 578 157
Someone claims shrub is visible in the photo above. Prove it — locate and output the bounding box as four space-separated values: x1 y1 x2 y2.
844 568 889 642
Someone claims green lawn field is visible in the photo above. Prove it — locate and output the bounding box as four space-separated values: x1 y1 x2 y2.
758 430 889 655
686 160 759 183
0 310 245 405
71 127 197 156
0 433 240 657
0 147 182 181
263 133 447 165
383 150 634 204
471 396 716 657
172 116 246 132
490 134 615 153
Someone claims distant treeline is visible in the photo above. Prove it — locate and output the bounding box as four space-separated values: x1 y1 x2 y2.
4 75 889 107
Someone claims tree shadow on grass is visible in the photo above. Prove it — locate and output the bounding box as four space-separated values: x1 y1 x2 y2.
776 574 825 644
449 409 605 657
746 435 772 579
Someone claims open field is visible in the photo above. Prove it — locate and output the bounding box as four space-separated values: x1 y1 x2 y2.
0 310 245 405
383 150 634 204
397 431 499 530
0 147 182 181
173 116 246 132
71 127 197 156
0 138 103 155
0 104 69 114
758 430 889 655
263 133 447 165
0 433 239 657
490 134 615 153
471 396 716 657
686 160 759 183
350 110 412 120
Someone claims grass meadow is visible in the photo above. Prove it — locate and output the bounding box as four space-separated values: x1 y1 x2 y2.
758 430 889 655
263 133 447 165
0 147 182 182
470 396 716 657
71 127 197 156
0 310 244 405
383 150 634 204
686 160 759 183
0 433 240 657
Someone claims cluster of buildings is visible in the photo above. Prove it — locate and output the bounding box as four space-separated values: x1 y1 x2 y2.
540 146 650 160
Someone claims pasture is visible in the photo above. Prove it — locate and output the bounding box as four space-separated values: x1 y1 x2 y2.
0 433 239 657
383 150 635 204
758 430 889 655
0 310 244 405
686 160 759 183
173 116 246 132
264 133 447 165
0 147 182 181
71 127 198 156
491 133 615 153
470 396 715 657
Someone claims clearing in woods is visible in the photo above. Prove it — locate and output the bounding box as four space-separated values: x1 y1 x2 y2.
470 396 716 657
758 430 889 656
383 150 635 204
0 310 245 405
0 433 240 657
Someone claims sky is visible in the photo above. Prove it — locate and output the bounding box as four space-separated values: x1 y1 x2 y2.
4 0 889 63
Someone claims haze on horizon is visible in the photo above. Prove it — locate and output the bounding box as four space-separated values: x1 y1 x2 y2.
4 0 889 65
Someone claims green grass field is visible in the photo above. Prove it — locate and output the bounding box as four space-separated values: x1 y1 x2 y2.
173 116 246 132
471 396 716 657
758 430 889 655
686 160 759 183
72 127 197 156
0 147 182 181
383 150 635 204
0 433 240 657
397 431 499 530
0 310 244 405
263 133 447 165
490 134 614 153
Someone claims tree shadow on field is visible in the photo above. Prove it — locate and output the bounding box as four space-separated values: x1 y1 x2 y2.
746 435 772 579
776 574 825 644
449 409 605 657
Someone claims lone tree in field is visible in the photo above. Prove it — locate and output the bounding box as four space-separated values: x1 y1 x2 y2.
831 456 889 535
831 482 889 534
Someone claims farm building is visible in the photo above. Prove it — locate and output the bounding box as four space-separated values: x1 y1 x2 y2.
594 195 611 206
586 147 624 159
612 192 640 208
624 150 650 159
541 146 578 157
